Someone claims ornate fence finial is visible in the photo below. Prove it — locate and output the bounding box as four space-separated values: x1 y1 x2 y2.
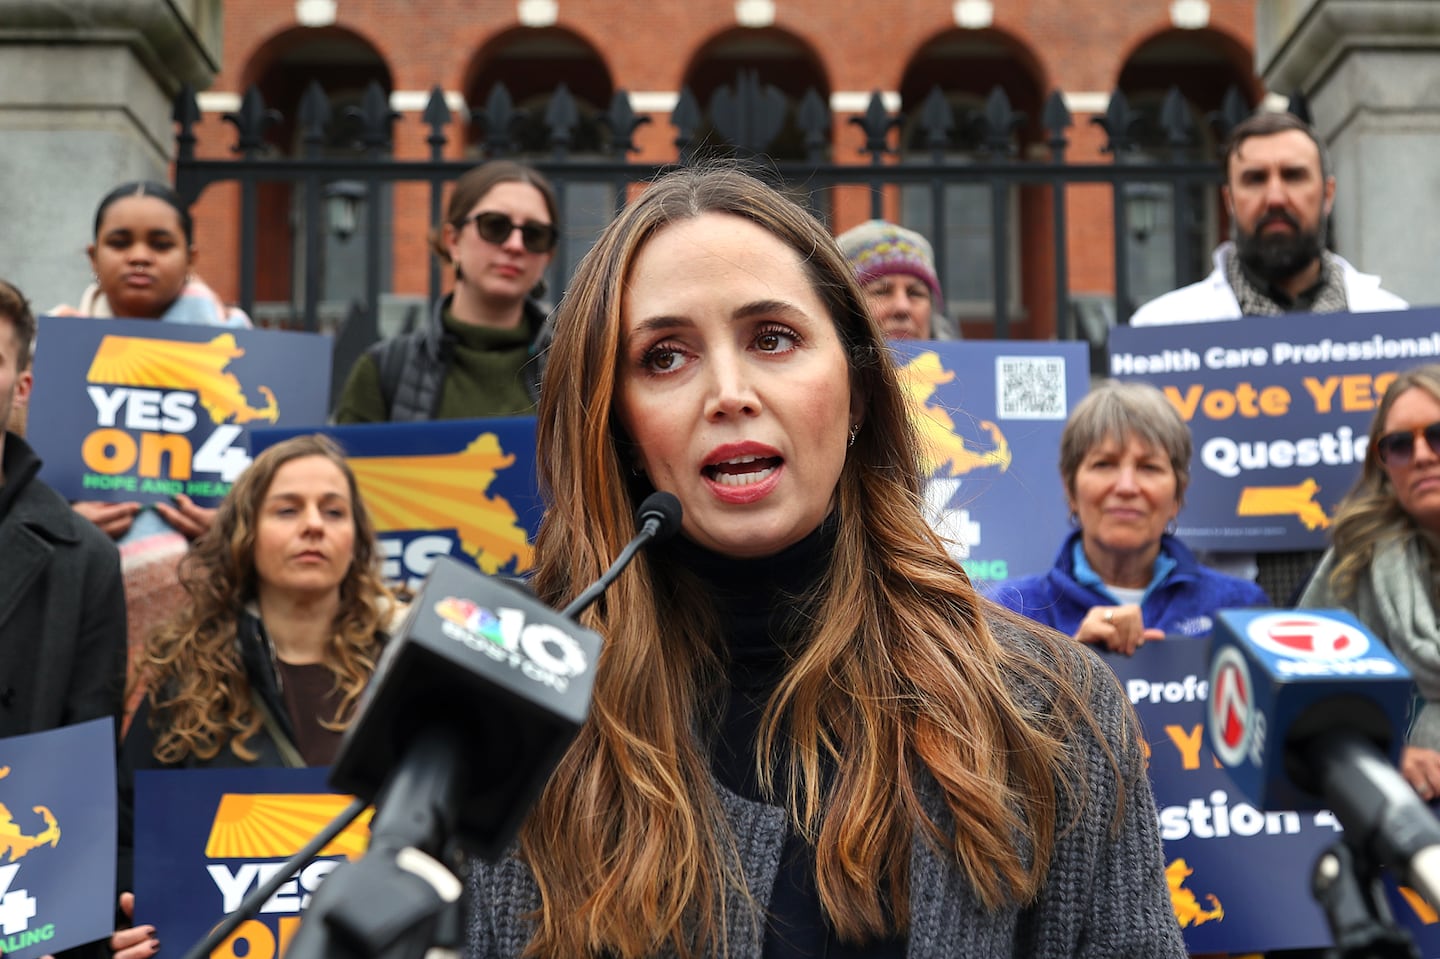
978 86 1024 157
298 81 332 157
1160 86 1197 154
1093 89 1142 156
173 84 201 162
1041 91 1072 159
710 69 788 154
1207 85 1251 150
672 87 703 164
601 90 650 157
225 86 281 157
347 80 399 152
849 91 899 163
545 83 579 158
422 86 452 159
471 83 523 156
919 86 954 157
797 88 830 164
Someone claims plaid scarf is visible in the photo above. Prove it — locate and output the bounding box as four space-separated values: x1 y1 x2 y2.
1225 246 1350 316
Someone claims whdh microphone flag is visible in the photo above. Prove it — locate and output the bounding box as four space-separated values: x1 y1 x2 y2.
1207 608 1440 909
1207 608 1411 811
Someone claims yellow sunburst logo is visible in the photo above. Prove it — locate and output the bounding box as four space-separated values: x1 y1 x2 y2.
348 433 534 575
87 333 278 425
205 794 372 860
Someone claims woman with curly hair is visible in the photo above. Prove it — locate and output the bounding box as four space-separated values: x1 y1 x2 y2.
112 433 393 958
462 166 1184 958
1300 363 1440 801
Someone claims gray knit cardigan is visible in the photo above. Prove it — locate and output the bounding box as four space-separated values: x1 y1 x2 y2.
462 613 1186 958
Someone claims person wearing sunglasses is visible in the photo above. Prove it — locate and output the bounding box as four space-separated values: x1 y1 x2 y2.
333 160 560 422
1300 363 1440 801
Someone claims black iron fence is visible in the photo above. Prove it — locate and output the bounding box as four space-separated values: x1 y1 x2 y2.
171 76 1282 384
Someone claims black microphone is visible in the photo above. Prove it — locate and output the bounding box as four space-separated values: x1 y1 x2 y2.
328 489 683 858
1207 607 1440 909
561 491 683 618
280 493 684 959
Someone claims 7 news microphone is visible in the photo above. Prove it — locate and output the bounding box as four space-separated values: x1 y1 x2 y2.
1207 607 1440 911
232 491 683 959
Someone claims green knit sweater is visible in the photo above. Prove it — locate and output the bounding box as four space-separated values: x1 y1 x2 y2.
334 308 537 423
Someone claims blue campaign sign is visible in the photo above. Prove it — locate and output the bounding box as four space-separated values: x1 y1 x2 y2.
0 718 117 958
133 767 372 959
30 315 332 507
249 418 542 589
1108 307 1440 551
1109 639 1440 954
888 339 1088 586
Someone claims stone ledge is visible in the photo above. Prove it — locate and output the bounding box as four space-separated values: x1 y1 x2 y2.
0 0 222 93
1260 1 1440 95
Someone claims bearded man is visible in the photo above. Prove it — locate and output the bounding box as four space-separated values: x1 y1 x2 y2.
1128 111 1407 603
1130 111 1406 325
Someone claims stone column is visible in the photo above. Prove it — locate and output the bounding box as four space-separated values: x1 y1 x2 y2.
0 1 221 311
1258 0 1440 308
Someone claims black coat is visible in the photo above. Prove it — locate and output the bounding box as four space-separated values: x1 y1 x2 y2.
0 433 126 739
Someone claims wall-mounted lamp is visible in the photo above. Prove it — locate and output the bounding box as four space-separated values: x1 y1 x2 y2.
1127 183 1164 244
324 180 367 242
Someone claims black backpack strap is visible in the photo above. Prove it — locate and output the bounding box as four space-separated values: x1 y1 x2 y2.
372 334 413 418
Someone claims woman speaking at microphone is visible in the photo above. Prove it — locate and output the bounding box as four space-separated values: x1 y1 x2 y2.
1300 363 1440 801
461 166 1184 957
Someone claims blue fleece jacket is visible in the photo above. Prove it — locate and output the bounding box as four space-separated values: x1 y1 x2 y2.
988 531 1269 638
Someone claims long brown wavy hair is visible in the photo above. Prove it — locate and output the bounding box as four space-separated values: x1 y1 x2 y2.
135 433 392 763
1324 364 1440 600
521 166 1127 958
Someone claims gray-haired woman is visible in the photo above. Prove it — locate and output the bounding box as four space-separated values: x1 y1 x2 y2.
991 379 1268 653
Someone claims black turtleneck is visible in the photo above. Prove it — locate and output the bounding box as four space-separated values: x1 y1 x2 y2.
660 519 904 959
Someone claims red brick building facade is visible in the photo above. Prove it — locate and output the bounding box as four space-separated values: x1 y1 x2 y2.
187 0 1266 340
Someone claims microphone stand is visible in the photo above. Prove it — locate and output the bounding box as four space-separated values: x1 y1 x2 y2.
1311 840 1419 959
281 726 469 959
1305 732 1433 959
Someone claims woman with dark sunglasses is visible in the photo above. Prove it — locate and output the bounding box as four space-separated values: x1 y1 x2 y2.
1300 363 1440 800
333 160 560 422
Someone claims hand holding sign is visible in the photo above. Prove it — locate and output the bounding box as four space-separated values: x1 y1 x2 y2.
1076 603 1163 655
109 893 156 959
152 494 217 541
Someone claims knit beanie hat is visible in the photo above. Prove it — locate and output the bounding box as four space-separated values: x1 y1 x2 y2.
836 220 942 302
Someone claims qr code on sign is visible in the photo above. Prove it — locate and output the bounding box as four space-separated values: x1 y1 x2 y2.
995 356 1067 420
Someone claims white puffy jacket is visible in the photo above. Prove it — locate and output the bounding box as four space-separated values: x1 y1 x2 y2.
1128 242 1408 326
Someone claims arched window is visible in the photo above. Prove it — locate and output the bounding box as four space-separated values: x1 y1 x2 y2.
682 28 830 163
1118 29 1263 315
464 28 616 293
244 29 393 332
897 32 1047 338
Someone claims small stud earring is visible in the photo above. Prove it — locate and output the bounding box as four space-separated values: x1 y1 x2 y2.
848 424 860 448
